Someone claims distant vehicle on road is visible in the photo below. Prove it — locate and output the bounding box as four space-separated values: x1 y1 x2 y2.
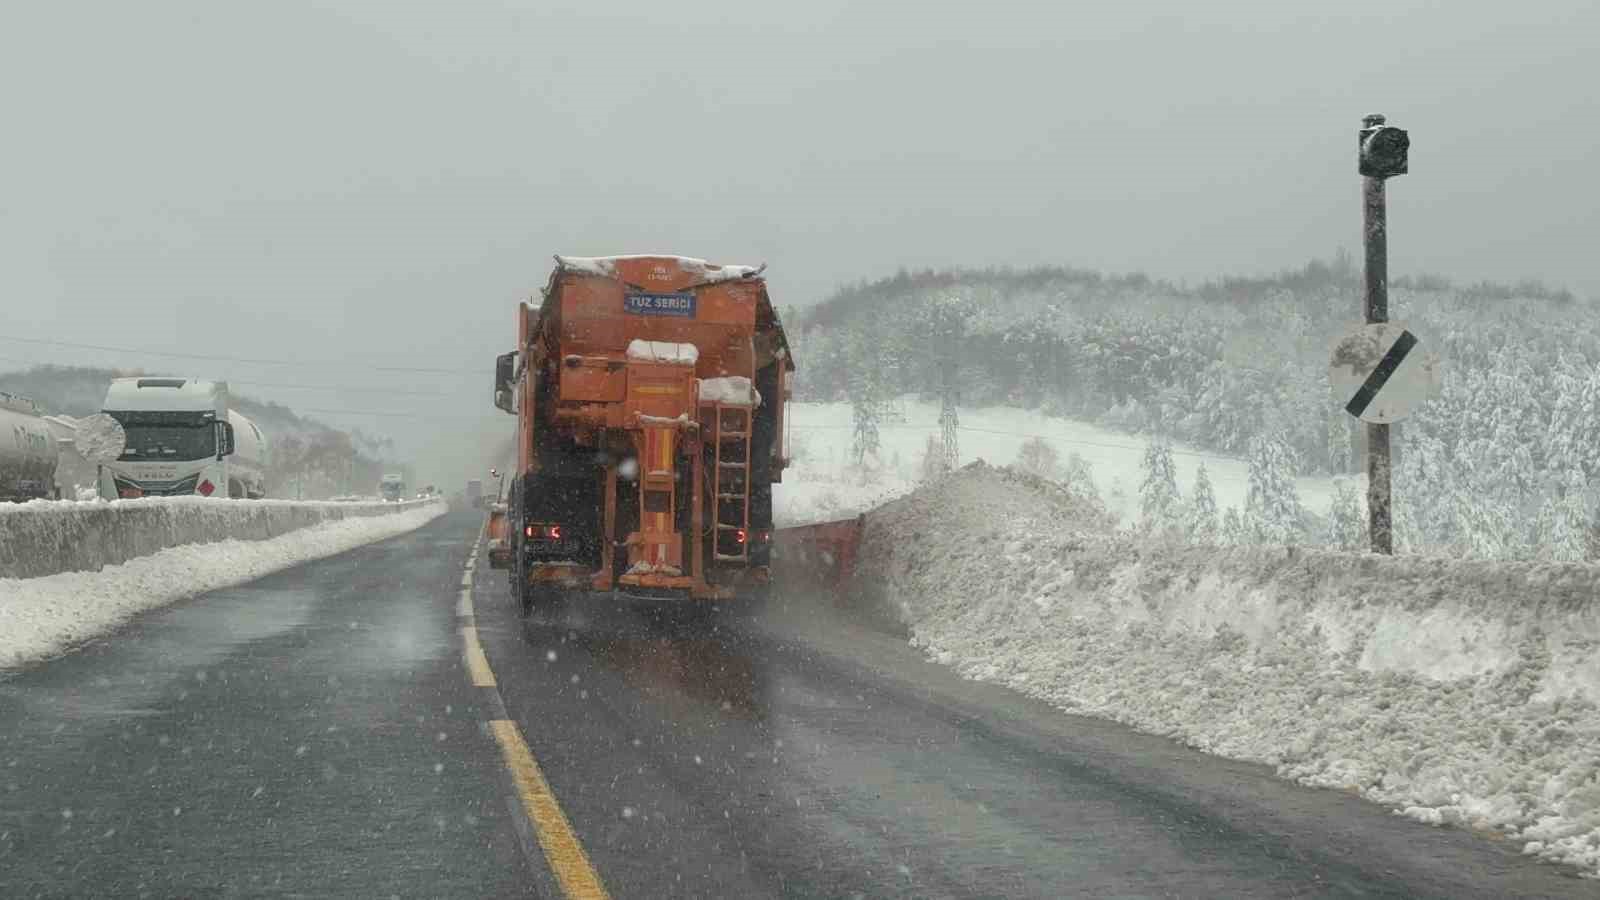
95 378 265 500
0 391 60 502
379 473 405 502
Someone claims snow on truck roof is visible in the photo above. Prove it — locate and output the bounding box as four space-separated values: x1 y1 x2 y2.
103 377 227 412
554 254 766 284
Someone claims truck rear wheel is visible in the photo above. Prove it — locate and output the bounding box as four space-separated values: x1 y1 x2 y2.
511 559 562 619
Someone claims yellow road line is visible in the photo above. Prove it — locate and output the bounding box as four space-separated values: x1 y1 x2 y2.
456 589 473 618
459 625 496 687
490 719 612 900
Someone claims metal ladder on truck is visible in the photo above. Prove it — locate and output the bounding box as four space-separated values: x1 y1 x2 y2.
711 403 751 564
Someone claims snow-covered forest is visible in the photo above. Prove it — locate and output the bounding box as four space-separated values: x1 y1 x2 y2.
786 259 1600 560
0 365 408 499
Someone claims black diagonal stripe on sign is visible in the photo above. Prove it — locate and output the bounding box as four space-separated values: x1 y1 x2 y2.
1345 329 1418 418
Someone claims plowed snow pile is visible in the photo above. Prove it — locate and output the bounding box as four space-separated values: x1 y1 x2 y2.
0 502 445 668
858 463 1600 878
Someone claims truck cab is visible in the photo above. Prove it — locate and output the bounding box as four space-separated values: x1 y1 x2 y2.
96 378 266 500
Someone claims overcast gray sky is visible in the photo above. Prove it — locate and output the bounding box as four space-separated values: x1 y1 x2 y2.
4 0 1597 487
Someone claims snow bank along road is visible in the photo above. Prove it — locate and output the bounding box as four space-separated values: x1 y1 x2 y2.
857 463 1600 881
1 507 1591 896
0 500 444 668
0 495 439 580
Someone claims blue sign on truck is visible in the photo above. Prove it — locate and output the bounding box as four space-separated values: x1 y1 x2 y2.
623 291 697 317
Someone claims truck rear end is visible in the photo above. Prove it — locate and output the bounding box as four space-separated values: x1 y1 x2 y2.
493 255 793 612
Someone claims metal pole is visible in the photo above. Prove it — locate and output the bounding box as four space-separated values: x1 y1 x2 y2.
1363 171 1392 554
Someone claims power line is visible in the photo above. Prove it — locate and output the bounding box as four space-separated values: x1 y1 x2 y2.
296 407 502 422
229 379 460 397
0 334 479 376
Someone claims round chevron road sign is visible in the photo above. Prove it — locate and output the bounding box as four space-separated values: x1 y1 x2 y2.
1329 321 1442 424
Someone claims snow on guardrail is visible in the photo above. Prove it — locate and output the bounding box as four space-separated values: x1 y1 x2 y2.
0 496 434 580
850 462 1600 879
0 500 445 668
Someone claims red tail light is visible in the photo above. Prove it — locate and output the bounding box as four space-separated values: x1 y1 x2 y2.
197 479 215 497
548 525 561 539
735 529 747 544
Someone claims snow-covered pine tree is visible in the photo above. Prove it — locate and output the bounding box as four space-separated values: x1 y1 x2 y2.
1139 437 1182 533
1187 462 1219 543
1327 477 1363 551
1015 436 1060 480
1452 348 1542 558
1544 354 1589 480
918 435 948 482
1058 451 1107 515
1220 506 1248 545
1542 469 1592 561
1579 364 1600 481
1545 360 1600 494
1245 432 1303 544
1062 452 1096 496
1457 417 1535 559
1326 410 1353 475
851 399 881 465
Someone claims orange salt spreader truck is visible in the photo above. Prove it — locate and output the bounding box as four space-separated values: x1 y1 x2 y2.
491 255 795 614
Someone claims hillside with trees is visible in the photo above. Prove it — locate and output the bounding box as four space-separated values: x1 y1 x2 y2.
786 259 1599 559
0 365 406 499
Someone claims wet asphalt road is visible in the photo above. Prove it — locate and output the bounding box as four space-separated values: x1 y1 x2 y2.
3 508 1595 898
477 574 1595 898
0 509 534 899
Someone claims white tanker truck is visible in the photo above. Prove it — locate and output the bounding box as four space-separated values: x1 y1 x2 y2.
0 391 61 502
95 377 267 500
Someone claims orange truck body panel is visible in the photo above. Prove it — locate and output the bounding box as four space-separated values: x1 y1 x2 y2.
485 504 511 568
498 255 794 602
771 516 865 598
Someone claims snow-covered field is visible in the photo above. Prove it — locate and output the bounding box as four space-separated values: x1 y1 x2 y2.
855 464 1600 879
775 399 1346 527
0 502 445 669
